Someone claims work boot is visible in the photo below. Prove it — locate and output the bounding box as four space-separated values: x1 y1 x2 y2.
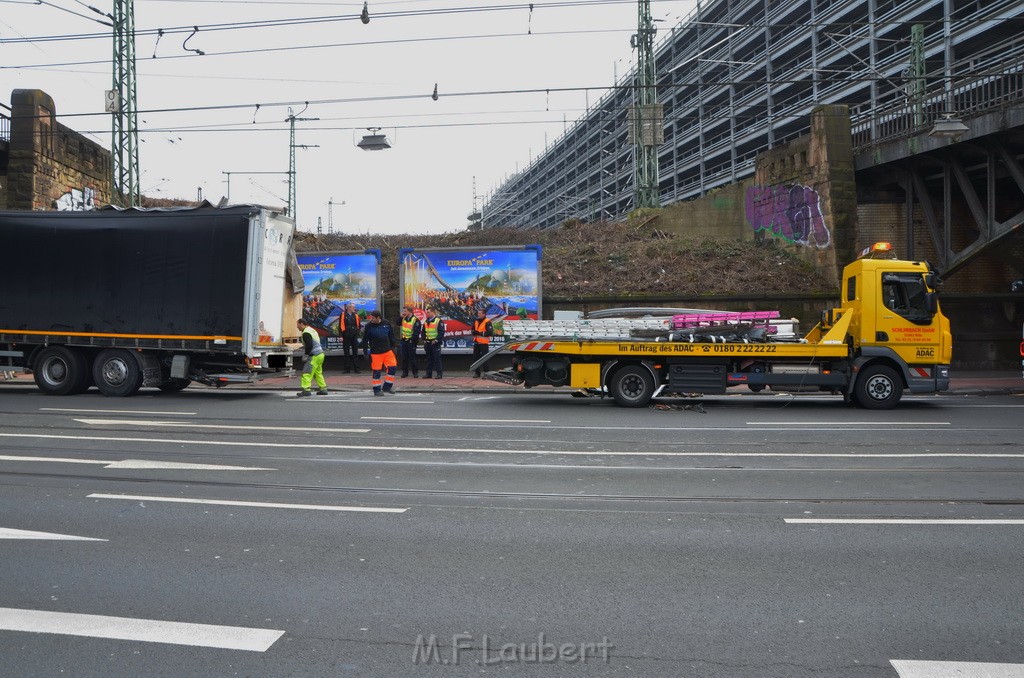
434 374 442 380
383 388 397 395
400 372 408 378
316 389 329 395
412 373 419 378
373 390 383 397
296 390 312 397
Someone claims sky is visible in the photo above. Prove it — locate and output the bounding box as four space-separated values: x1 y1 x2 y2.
3 0 697 234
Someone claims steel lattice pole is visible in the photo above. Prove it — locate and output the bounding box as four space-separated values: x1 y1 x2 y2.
111 0 140 207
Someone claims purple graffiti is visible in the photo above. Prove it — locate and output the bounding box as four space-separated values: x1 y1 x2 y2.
745 184 831 248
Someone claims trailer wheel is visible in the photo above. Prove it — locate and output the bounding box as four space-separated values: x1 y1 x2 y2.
853 364 902 410
33 346 89 396
608 365 656 407
158 379 190 393
93 349 143 397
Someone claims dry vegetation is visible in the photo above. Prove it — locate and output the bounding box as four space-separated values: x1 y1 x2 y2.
295 220 834 299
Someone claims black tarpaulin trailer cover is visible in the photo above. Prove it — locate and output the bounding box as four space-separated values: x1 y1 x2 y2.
0 205 263 338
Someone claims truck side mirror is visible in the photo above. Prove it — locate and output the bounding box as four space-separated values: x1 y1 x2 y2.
925 273 940 289
926 292 938 315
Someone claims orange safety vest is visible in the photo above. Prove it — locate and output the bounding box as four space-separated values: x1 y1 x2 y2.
473 318 490 344
340 312 360 333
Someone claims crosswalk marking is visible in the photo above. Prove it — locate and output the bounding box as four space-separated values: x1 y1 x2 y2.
0 607 284 652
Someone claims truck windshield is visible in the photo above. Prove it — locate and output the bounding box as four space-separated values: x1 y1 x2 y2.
882 273 932 324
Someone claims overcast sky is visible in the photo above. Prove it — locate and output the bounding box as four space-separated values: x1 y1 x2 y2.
3 0 697 234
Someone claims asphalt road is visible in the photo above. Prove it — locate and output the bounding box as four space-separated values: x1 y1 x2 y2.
1 384 1022 677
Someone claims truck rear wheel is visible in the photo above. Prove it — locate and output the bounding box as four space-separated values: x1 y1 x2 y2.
853 364 902 410
33 346 89 396
609 365 656 407
93 349 143 397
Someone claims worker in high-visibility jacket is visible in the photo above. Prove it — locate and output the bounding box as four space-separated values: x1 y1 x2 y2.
470 308 494 378
296 318 328 396
396 305 421 378
421 307 446 379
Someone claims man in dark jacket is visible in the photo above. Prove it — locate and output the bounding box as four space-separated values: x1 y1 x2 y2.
360 310 399 396
421 307 445 379
396 305 421 378
340 302 362 374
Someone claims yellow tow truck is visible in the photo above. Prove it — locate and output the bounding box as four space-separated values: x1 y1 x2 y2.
474 243 952 409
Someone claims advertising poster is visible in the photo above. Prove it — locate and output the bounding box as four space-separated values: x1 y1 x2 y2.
298 250 381 353
399 246 542 352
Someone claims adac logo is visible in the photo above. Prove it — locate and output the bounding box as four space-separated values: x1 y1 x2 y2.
915 347 935 358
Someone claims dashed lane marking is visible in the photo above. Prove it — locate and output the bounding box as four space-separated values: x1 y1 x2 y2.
361 416 551 423
88 493 407 513
0 527 106 541
786 518 1024 525
73 418 370 433
0 454 273 471
891 660 1024 677
0 607 284 652
40 408 196 416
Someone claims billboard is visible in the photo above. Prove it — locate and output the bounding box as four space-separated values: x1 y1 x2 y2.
297 250 381 353
399 246 542 352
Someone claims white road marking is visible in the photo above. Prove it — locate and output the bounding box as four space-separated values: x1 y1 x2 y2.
891 659 1024 677
457 396 502 401
0 527 106 541
3 432 1024 458
0 454 273 471
40 408 196 416
786 518 1024 525
0 607 283 652
74 418 370 433
88 493 407 513
361 416 551 423
289 399 435 404
748 421 950 425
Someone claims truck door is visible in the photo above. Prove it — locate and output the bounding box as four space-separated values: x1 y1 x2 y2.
876 272 942 364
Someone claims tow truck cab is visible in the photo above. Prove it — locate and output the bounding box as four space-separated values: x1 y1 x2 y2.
835 242 952 394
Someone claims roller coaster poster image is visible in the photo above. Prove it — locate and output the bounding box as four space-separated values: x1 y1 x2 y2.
298 252 381 352
399 247 542 351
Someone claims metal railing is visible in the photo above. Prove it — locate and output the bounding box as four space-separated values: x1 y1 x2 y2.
0 103 11 144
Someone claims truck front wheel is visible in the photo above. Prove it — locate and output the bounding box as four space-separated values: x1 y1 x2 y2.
93 349 143 397
33 346 90 396
609 365 656 408
853 365 903 410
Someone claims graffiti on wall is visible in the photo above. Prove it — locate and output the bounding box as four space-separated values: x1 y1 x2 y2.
53 186 97 211
745 184 831 248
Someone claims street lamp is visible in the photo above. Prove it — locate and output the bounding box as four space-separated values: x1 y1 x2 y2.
357 127 391 151
929 113 970 139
